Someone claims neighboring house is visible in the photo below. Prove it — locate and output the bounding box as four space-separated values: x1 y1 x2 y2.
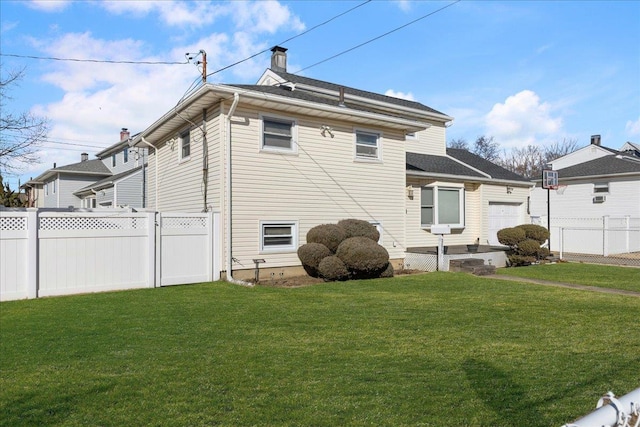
20 178 45 208
530 136 640 250
131 46 532 280
28 129 147 209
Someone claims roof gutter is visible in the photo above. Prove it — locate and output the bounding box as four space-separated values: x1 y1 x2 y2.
225 93 252 287
406 170 534 187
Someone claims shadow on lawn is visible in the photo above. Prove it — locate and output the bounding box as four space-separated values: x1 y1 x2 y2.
1 382 114 426
463 358 550 427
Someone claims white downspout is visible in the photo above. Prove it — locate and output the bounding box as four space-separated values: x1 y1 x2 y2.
140 137 158 210
225 93 252 286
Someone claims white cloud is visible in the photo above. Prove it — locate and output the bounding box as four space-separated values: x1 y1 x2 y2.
625 116 640 136
233 0 305 34
385 89 415 101
485 90 562 148
27 0 71 12
100 1 229 27
395 1 412 12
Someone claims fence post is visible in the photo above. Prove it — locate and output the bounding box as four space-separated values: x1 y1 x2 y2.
146 212 156 288
602 215 609 257
155 212 161 287
559 227 563 260
212 211 221 281
26 209 38 299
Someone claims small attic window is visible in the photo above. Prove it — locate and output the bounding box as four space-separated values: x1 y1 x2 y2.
593 182 609 194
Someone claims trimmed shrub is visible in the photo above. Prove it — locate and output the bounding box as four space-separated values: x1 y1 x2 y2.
306 224 347 253
336 237 389 276
497 227 526 247
537 246 551 259
297 243 332 276
337 219 380 242
508 254 536 267
516 224 549 244
517 239 541 257
317 256 350 281
379 262 395 278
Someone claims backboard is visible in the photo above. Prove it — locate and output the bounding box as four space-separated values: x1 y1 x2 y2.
542 169 558 189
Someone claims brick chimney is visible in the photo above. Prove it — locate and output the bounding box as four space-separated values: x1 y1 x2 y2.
120 128 130 142
81 153 88 162
590 134 601 146
270 46 287 73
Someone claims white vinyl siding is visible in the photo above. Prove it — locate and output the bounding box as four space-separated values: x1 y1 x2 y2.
405 123 447 156
149 105 220 212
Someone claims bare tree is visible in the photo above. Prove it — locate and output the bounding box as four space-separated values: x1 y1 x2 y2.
0 67 49 173
447 138 469 150
501 145 545 179
473 135 500 162
543 138 579 164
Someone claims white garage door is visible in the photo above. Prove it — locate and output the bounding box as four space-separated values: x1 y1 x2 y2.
488 203 522 246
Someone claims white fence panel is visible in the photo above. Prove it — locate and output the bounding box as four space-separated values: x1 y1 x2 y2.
0 211 32 301
159 213 213 286
37 212 152 297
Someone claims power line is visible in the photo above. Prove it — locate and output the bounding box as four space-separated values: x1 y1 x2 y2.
295 0 461 74
204 0 372 79
0 53 188 65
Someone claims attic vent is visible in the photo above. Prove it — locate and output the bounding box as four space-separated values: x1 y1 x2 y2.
279 82 295 91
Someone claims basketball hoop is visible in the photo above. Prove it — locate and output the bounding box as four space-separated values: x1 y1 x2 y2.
555 184 568 195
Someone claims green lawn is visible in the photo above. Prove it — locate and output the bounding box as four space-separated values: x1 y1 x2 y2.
496 262 640 292
1 273 639 426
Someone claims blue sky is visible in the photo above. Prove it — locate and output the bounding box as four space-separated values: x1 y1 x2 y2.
1 0 639 188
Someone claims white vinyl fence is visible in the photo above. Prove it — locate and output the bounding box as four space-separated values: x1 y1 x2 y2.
531 215 640 266
0 209 220 301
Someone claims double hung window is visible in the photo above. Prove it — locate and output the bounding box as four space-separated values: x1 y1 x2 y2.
180 130 191 160
355 130 380 160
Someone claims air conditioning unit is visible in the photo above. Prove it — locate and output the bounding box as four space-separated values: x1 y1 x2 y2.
593 195 606 203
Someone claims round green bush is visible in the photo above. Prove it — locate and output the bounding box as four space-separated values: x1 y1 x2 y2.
297 243 332 269
537 246 550 259
517 239 541 257
306 224 347 253
508 254 536 267
379 262 394 278
516 224 550 244
317 256 350 281
337 219 380 242
336 237 389 275
497 227 526 247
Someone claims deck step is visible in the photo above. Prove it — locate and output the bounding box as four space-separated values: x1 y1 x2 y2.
449 258 496 275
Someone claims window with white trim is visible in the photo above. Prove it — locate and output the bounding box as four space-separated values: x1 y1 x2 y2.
421 186 465 228
260 221 298 252
593 182 609 194
355 130 380 160
180 130 190 160
52 179 56 194
123 148 128 163
45 183 49 196
262 116 296 152
112 154 116 167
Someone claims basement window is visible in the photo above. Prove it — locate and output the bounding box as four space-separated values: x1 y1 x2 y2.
260 221 298 252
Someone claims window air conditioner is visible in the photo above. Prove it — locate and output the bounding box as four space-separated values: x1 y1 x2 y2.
593 195 606 203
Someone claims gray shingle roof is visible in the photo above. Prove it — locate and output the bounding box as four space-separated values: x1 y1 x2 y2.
446 148 530 182
407 152 485 178
74 165 143 195
53 159 111 175
557 155 640 179
269 70 447 117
